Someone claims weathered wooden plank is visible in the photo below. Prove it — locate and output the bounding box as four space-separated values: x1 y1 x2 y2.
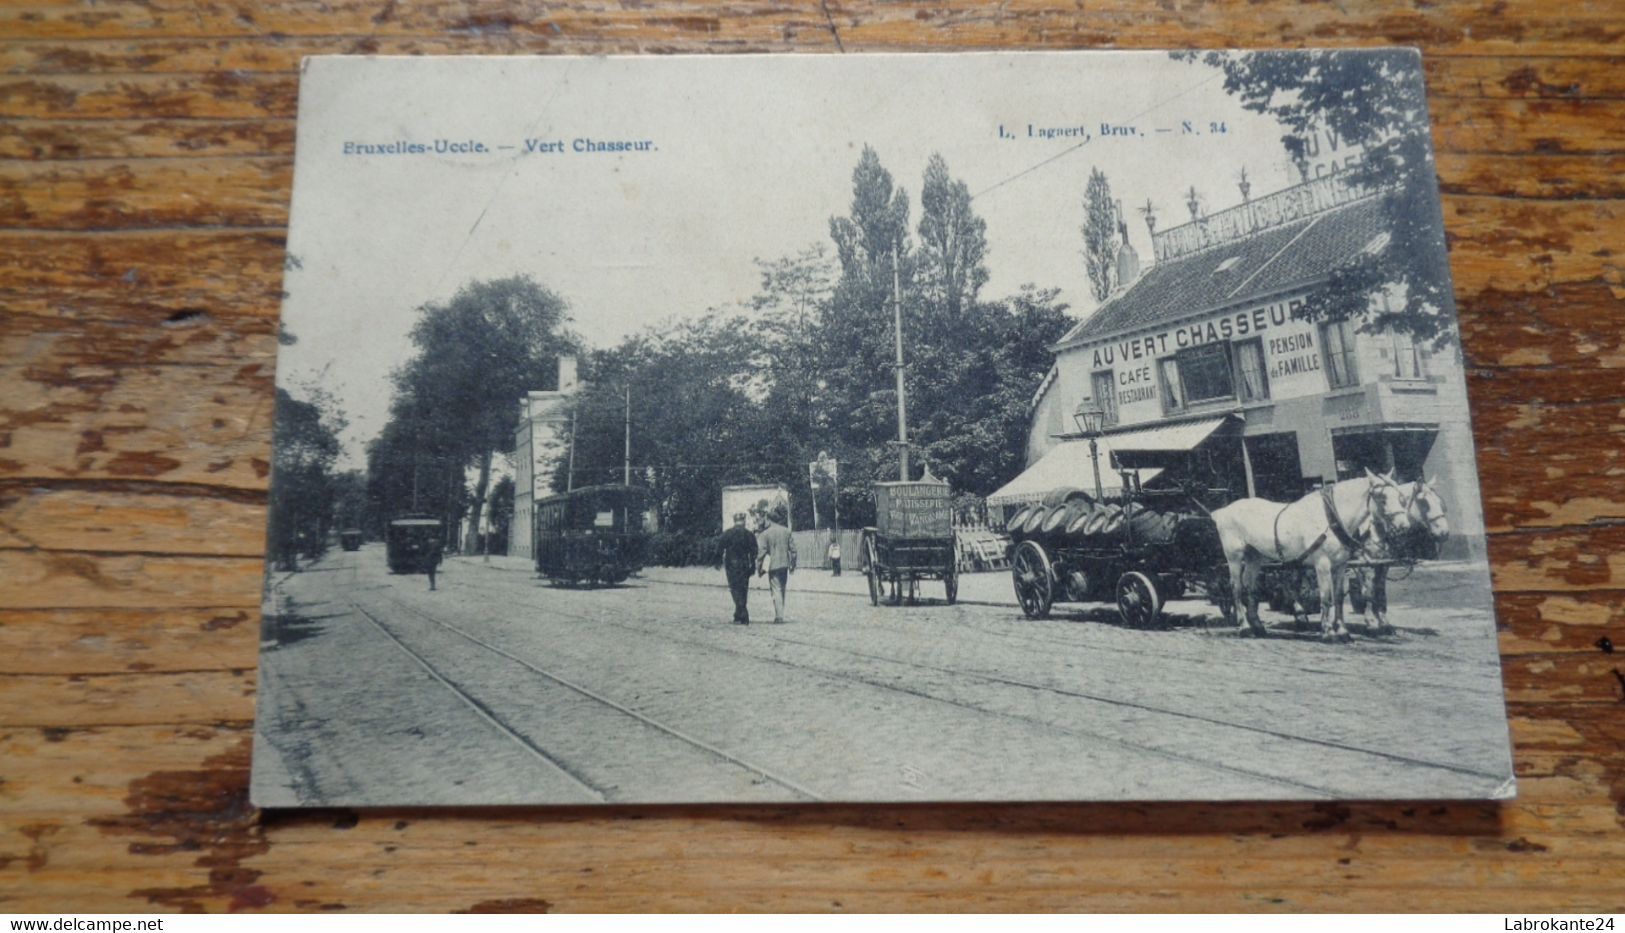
0 551 264 610
1436 152 1625 200
0 486 267 555
3 0 1624 57
0 312 277 369
0 669 255 727
0 362 273 489
0 607 259 675
0 230 286 321
5 31 1625 104
0 157 292 230
0 118 296 161
0 0 833 45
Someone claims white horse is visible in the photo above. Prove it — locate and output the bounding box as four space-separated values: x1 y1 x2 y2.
1352 477 1451 634
1212 470 1413 641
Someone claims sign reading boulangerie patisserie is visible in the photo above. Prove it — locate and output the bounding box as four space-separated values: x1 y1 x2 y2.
254 51 1514 807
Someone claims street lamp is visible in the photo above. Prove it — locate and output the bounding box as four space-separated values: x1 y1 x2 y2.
1073 397 1106 501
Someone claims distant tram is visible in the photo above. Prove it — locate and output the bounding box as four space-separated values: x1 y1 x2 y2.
534 484 650 586
339 528 363 551
385 515 443 574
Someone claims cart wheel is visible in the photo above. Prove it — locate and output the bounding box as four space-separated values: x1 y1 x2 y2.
945 564 959 605
864 536 880 607
1011 540 1054 620
1117 571 1162 627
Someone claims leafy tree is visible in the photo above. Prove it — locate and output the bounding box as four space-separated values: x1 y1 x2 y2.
391 275 574 549
1081 167 1118 303
917 153 988 317
267 387 342 570
556 313 770 536
1175 49 1457 345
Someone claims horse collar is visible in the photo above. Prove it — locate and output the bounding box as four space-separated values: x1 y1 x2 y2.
1322 483 1364 551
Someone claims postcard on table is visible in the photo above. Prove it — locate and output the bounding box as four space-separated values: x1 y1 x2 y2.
253 51 1514 806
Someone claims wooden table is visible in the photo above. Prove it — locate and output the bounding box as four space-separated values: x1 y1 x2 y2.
3 1 1622 913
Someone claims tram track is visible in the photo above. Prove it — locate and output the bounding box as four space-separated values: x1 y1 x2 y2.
649 572 1505 700
451 568 1508 792
343 597 607 803
430 574 1354 797
352 587 826 802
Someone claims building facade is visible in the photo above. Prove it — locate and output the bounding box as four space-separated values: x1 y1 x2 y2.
509 356 578 559
997 175 1484 559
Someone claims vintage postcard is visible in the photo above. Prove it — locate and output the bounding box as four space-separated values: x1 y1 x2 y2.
253 51 1515 806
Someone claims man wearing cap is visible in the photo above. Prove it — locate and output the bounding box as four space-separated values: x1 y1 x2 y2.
718 512 759 625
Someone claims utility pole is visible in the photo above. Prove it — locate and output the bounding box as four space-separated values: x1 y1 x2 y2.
567 408 577 492
891 241 910 482
623 384 631 486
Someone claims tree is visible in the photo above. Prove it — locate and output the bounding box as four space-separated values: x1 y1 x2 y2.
267 387 343 570
1175 49 1457 345
392 275 574 550
1080 167 1118 303
917 153 988 317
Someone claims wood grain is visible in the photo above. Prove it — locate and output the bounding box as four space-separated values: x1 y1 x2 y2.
3 0 1624 913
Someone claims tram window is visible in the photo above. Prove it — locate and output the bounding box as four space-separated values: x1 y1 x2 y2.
1321 319 1359 389
1234 338 1270 402
1175 342 1234 405
1091 370 1118 426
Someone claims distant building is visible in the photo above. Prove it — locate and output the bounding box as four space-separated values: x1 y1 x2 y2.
509 356 578 559
991 174 1483 559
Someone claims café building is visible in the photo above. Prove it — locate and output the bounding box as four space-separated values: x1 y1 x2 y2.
990 175 1484 558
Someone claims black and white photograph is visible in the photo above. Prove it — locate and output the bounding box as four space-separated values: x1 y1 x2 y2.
252 50 1515 807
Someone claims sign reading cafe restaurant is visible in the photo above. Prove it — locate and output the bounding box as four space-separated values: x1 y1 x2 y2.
997 175 1485 558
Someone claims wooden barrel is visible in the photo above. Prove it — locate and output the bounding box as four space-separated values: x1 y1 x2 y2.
1005 505 1034 536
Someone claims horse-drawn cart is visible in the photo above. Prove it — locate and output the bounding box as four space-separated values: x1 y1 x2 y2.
1006 479 1233 626
861 479 958 606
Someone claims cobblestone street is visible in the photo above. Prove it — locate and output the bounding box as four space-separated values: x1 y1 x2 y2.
253 546 1514 806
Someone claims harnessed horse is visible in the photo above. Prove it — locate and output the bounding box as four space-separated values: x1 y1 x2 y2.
1211 470 1413 641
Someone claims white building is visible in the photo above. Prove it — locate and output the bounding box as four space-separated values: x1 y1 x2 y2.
509 355 578 559
991 174 1485 559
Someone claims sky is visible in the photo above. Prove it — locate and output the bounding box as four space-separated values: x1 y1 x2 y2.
278 52 1323 469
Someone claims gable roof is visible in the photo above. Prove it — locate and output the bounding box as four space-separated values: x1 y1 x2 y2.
1057 193 1389 349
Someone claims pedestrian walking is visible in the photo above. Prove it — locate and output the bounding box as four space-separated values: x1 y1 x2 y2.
427 536 444 591
827 536 842 576
719 512 759 624
756 508 796 623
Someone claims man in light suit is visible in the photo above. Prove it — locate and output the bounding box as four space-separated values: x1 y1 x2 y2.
756 507 796 624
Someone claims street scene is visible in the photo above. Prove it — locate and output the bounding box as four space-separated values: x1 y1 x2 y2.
255 52 1515 806
254 546 1511 806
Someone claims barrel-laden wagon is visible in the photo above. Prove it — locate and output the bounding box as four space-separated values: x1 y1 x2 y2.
1005 477 1234 627
860 478 957 606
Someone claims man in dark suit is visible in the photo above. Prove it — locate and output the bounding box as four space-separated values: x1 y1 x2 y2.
719 512 758 624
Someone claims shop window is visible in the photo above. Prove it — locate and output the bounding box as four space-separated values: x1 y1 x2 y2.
1233 338 1270 403
1091 370 1118 427
1321 319 1359 389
